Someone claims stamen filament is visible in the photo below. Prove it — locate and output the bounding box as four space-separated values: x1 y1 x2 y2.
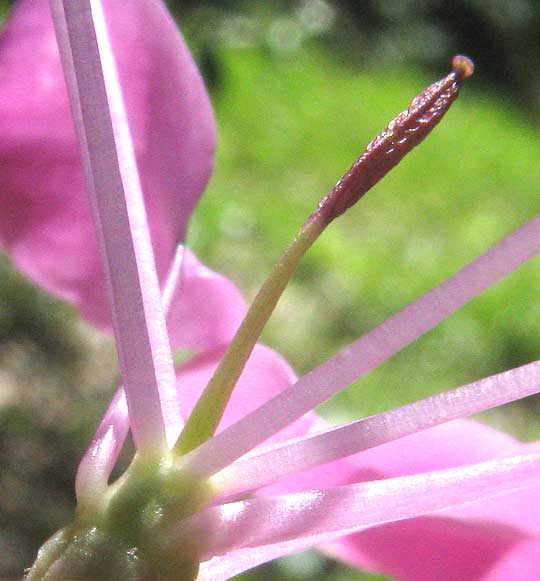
179 217 540 479
49 0 176 454
76 245 187 506
211 359 540 497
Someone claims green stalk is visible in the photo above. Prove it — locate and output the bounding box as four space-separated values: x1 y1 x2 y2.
175 216 325 454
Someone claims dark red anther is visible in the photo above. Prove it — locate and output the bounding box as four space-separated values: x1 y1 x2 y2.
315 55 475 224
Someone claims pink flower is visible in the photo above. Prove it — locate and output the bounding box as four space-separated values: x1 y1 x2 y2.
1 1 540 579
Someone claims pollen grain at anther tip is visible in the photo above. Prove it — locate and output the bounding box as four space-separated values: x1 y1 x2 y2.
452 55 475 80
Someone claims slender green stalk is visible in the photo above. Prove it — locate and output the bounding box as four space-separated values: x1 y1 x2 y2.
175 216 325 454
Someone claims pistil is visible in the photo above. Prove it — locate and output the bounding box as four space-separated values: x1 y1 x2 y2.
176 56 474 455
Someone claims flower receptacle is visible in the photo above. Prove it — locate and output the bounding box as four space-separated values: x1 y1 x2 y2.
27 452 212 580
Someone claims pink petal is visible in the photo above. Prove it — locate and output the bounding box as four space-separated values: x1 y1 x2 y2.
164 247 246 351
323 517 529 581
175 343 318 442
483 538 540 580
0 0 215 329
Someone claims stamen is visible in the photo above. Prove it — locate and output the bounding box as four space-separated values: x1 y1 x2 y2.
175 56 474 455
49 0 178 454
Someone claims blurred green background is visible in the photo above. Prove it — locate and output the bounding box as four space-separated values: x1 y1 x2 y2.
1 0 539 578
